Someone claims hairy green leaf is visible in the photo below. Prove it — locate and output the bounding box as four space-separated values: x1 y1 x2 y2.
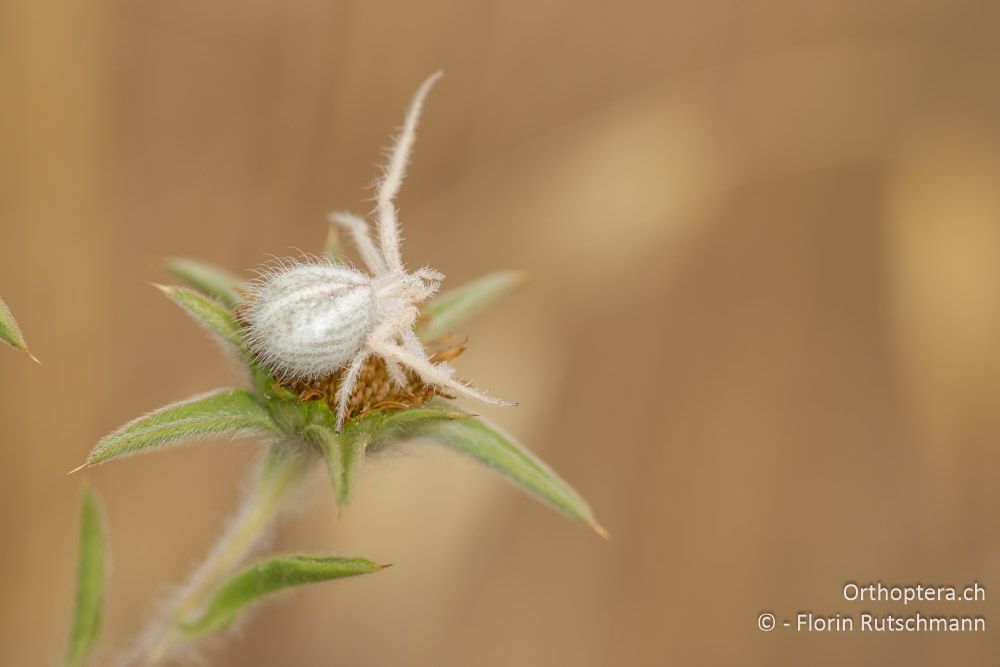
64 484 106 667
263 391 323 434
165 258 243 308
421 270 522 340
0 295 38 362
181 555 385 636
305 425 367 507
355 406 467 452
408 415 606 536
153 284 246 358
83 389 281 467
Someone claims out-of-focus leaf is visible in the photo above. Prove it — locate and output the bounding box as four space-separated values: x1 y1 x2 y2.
421 270 522 340
181 555 385 636
81 389 281 468
255 439 313 494
407 414 606 537
324 222 347 265
153 284 245 358
165 258 243 308
0 295 38 362
305 424 366 507
64 484 106 667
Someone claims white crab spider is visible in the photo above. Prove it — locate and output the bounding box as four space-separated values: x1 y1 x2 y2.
244 71 515 429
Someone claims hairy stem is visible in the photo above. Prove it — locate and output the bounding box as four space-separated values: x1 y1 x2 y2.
130 445 315 666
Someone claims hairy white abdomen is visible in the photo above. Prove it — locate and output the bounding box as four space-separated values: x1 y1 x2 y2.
245 264 375 378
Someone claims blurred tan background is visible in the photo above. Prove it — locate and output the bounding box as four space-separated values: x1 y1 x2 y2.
3 1 1000 665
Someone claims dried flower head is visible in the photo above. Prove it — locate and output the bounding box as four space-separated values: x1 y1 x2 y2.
280 335 467 420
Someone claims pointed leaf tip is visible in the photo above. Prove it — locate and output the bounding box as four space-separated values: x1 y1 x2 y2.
405 413 600 532
305 424 367 508
0 295 37 361
165 258 243 308
180 554 384 636
155 284 247 361
87 389 280 466
588 519 610 540
64 484 107 667
67 462 89 476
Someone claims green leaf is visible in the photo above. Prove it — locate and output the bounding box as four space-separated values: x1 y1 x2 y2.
82 389 281 468
421 270 522 340
165 258 243 308
64 484 106 667
181 554 385 636
0 295 39 362
153 284 246 359
355 405 467 452
324 222 347 265
263 392 318 434
304 424 367 507
407 414 606 536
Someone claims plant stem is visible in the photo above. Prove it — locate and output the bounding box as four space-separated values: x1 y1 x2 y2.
132 445 314 666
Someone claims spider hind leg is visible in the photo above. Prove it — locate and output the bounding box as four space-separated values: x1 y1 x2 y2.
369 338 516 409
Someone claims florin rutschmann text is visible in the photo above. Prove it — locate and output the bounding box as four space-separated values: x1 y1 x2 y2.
757 581 986 634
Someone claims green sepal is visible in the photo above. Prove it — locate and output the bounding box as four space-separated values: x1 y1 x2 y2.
343 404 467 453
180 555 386 636
304 424 367 507
250 364 284 401
262 390 329 435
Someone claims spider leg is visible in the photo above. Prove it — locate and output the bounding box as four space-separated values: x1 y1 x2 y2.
327 211 389 276
368 337 516 408
400 327 426 356
384 356 408 388
370 314 419 388
400 327 451 373
379 329 431 389
375 71 443 273
335 349 371 430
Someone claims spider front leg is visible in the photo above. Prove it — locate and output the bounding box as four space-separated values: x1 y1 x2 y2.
328 212 389 276
383 356 408 388
374 71 443 273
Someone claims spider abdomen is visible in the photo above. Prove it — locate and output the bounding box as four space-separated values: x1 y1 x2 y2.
244 264 375 379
